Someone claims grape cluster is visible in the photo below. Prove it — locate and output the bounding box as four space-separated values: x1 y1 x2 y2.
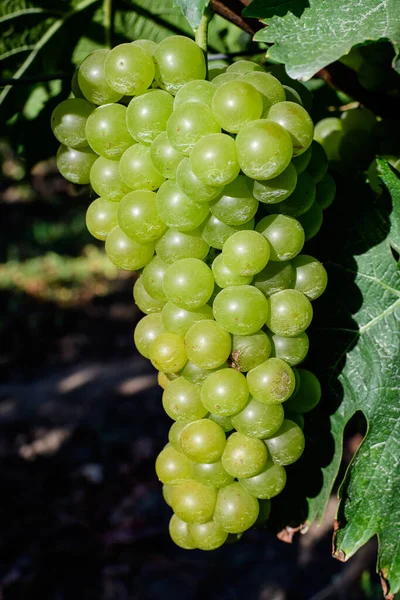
51 35 329 551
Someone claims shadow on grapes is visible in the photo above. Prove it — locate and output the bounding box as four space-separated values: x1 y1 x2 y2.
268 171 391 533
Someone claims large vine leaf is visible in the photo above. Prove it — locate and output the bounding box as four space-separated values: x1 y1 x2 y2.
174 0 210 30
303 161 400 598
244 0 400 80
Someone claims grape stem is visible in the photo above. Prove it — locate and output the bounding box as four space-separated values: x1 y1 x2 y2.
103 0 113 48
195 7 214 74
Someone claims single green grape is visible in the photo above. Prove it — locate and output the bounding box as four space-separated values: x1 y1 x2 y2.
247 358 296 404
174 80 216 109
222 432 268 478
212 73 239 87
267 171 316 218
149 331 187 373
201 368 249 417
150 132 184 179
56 144 97 185
230 331 271 372
105 226 154 270
284 369 321 413
162 302 213 336
211 81 263 133
222 230 270 276
167 102 220 155
267 101 313 157
190 133 240 186
239 457 286 498
227 60 264 74
154 35 206 95
176 157 223 203
169 514 197 549
266 289 313 337
292 254 328 300
90 156 130 202
253 261 294 297
231 397 284 439
171 480 218 525
118 190 166 243
163 258 214 310
210 175 258 226
298 202 323 240
213 285 269 336
133 275 165 314
340 107 377 134
78 49 122 105
104 43 155 95
264 419 305 465
214 483 259 533
191 460 234 488
131 39 157 54
85 104 134 159
155 444 191 484
119 144 165 191
156 180 209 232
240 71 285 116
292 144 312 174
268 331 309 366
142 256 168 302
162 377 208 421
306 140 328 183
235 119 293 180
126 90 173 145
168 420 190 450
201 215 255 250
180 361 227 387
86 197 118 240
134 312 165 358
253 163 297 204
155 227 210 264
180 418 226 463
255 214 304 261
211 254 253 288
185 320 232 369
313 118 343 162
189 521 228 550
51 98 94 149
316 172 336 210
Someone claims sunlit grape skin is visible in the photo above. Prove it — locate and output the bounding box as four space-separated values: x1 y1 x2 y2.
213 285 269 336
176 158 223 203
156 180 209 231
119 144 165 191
169 514 197 549
201 215 255 250
239 458 287 499
155 227 210 264
230 331 271 372
222 230 270 276
253 163 297 204
104 43 155 95
134 312 165 358
292 255 328 300
231 397 284 439
256 214 305 262
171 479 217 524
150 132 184 179
162 302 213 336
247 358 296 405
211 80 263 133
222 431 268 478
268 331 309 366
142 255 168 301
56 145 97 185
155 444 191 484
118 190 166 243
133 276 165 314
266 289 313 337
201 368 249 417
105 226 154 271
163 258 214 310
154 36 206 95
85 103 134 159
212 254 253 288
264 419 305 466
51 98 94 149
162 377 207 421
190 133 240 186
90 156 130 202
236 119 293 180
167 102 220 155
149 331 187 373
78 49 122 105
185 320 232 369
86 197 118 240
240 71 285 115
210 175 258 226
191 460 234 488
126 90 173 145
174 80 216 109
189 521 228 550
268 101 314 157
214 483 259 534
180 418 226 463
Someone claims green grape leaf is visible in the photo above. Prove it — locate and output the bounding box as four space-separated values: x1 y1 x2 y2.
244 0 400 80
305 161 400 598
173 0 210 30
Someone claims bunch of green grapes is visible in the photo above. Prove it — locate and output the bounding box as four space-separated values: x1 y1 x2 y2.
51 36 329 551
